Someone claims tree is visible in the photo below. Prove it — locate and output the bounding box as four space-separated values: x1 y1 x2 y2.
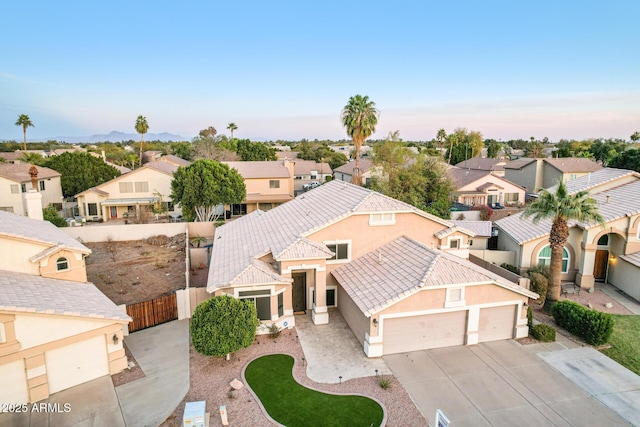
135 115 149 167
589 139 625 166
169 142 194 161
522 181 604 311
171 159 246 222
436 129 447 158
524 141 545 158
372 139 414 194
43 205 67 227
609 149 640 172
199 126 217 138
190 295 259 357
192 135 238 161
341 95 379 185
15 114 34 151
236 139 276 161
487 141 502 158
227 122 238 139
44 152 121 197
21 152 46 165
631 131 640 144
445 128 484 165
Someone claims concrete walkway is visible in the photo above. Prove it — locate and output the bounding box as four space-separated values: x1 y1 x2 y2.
598 282 640 314
296 310 387 383
115 319 189 427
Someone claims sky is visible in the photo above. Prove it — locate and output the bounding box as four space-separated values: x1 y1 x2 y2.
1 1 639 142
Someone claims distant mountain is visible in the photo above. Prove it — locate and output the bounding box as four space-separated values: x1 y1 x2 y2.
20 131 190 144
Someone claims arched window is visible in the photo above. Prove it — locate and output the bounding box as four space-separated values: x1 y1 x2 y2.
537 246 569 273
597 234 609 246
56 257 69 271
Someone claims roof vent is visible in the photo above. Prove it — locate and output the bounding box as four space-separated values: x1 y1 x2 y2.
606 195 610 203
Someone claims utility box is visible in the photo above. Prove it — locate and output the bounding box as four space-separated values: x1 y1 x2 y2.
183 401 206 427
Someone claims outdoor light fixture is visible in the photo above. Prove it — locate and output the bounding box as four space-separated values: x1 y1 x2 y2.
112 334 119 345
372 318 378 327
339 376 342 384
523 302 529 309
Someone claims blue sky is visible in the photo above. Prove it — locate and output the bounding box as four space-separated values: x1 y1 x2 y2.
1 1 639 142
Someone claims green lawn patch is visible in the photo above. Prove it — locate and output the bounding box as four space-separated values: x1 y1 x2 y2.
244 354 384 427
600 314 640 376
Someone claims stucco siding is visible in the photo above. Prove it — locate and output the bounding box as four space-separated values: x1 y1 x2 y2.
14 315 114 350
337 286 369 346
609 258 640 301
0 237 46 275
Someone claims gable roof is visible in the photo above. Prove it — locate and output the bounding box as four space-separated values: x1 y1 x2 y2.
560 168 640 194
208 180 456 290
0 270 130 322
455 158 505 172
0 211 90 253
157 155 191 167
293 160 332 176
0 164 60 183
334 159 374 175
450 220 492 237
448 167 523 190
543 158 602 173
144 160 182 175
504 158 537 170
223 161 291 179
332 236 536 316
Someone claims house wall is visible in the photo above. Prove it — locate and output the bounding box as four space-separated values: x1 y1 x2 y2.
245 177 293 199
458 176 525 205
0 176 26 214
39 248 88 282
518 228 581 281
63 222 186 243
337 285 370 345
467 237 489 250
38 176 64 209
504 160 542 193
469 249 516 266
609 258 640 301
0 236 48 275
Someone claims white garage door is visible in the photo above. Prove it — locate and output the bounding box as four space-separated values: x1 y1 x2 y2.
479 305 516 342
0 359 28 404
46 334 109 394
382 310 467 355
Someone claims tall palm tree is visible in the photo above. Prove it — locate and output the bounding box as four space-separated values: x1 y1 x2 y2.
341 95 379 185
15 114 34 151
135 115 149 167
436 128 446 158
522 181 605 311
227 123 238 139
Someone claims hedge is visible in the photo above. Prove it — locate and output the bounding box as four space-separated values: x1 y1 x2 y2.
551 300 614 346
531 324 556 342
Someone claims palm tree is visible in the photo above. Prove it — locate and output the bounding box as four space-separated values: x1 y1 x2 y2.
15 114 34 151
21 152 45 165
436 129 446 158
227 123 238 139
135 115 149 167
446 133 458 165
631 131 640 145
522 181 605 311
341 95 379 185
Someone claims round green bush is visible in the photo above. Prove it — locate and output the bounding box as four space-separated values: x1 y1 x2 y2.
531 324 556 342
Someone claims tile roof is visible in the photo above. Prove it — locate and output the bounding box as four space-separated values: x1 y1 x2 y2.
0 270 130 322
450 220 493 237
275 151 299 160
158 155 191 167
558 168 639 194
455 158 505 172
106 162 131 174
293 160 332 176
543 158 602 173
434 226 476 239
495 179 640 244
333 159 374 175
504 158 537 170
448 167 522 190
208 180 454 290
332 236 536 316
0 164 60 183
0 211 90 253
144 160 181 175
620 252 640 268
274 238 335 261
223 161 292 179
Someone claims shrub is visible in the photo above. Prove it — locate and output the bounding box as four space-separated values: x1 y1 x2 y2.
42 205 67 227
526 264 550 278
530 324 556 342
472 205 493 221
527 306 534 328
268 323 282 339
191 295 259 357
551 300 615 346
377 374 393 390
500 263 520 274
527 272 548 305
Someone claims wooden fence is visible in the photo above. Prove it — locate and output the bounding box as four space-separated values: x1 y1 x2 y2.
126 293 178 332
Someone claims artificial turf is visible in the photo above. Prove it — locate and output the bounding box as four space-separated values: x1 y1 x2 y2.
244 354 384 427
600 314 640 376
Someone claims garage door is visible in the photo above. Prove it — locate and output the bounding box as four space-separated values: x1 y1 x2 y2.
382 310 467 355
46 335 109 394
479 305 516 342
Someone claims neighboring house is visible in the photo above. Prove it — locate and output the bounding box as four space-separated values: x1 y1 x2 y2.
495 168 640 300
448 167 526 207
75 160 185 221
293 160 332 193
0 164 63 215
455 158 507 177
207 180 536 357
504 157 602 193
222 160 295 215
275 151 299 160
333 159 377 185
142 150 163 164
0 151 26 164
0 211 130 403
451 220 493 250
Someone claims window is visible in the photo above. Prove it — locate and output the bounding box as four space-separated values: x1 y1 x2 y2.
162 201 175 212
597 235 609 246
10 184 18 194
504 193 519 202
39 181 45 191
88 203 98 216
326 289 336 306
449 238 461 249
119 182 134 193
232 204 247 216
326 242 349 262
21 183 27 193
369 213 395 226
537 245 569 273
269 180 280 189
445 287 465 307
56 257 69 271
135 181 149 192
239 290 271 320
278 293 284 317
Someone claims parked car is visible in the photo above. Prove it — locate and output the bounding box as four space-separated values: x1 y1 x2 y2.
303 181 321 190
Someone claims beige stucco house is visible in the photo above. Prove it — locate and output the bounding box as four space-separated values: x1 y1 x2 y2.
0 164 63 215
293 160 332 194
222 160 295 215
455 158 507 177
333 159 377 185
75 159 184 222
0 211 130 403
207 180 536 357
449 167 526 207
495 168 640 300
504 157 602 193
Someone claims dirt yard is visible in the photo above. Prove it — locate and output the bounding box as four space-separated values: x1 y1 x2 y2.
86 234 187 305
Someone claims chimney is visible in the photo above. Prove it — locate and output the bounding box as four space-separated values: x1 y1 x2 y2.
24 165 44 220
29 165 39 191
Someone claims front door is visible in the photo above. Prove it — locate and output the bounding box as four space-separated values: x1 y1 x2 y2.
110 206 117 218
594 249 609 281
292 272 306 313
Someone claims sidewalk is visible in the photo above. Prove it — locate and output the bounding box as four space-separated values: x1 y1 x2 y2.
598 282 640 314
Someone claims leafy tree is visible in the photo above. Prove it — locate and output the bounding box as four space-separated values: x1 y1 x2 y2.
236 139 276 161
589 139 625 166
341 94 379 185
372 139 414 194
15 114 34 151
296 141 348 170
43 205 67 227
227 122 238 139
487 140 502 158
609 149 640 172
522 181 604 311
169 142 194 161
190 295 259 357
445 128 483 165
171 159 246 221
199 126 217 138
524 141 545 158
631 131 640 144
192 135 238 161
135 115 149 167
44 152 121 197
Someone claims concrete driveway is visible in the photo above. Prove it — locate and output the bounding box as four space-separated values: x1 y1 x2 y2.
384 340 635 426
